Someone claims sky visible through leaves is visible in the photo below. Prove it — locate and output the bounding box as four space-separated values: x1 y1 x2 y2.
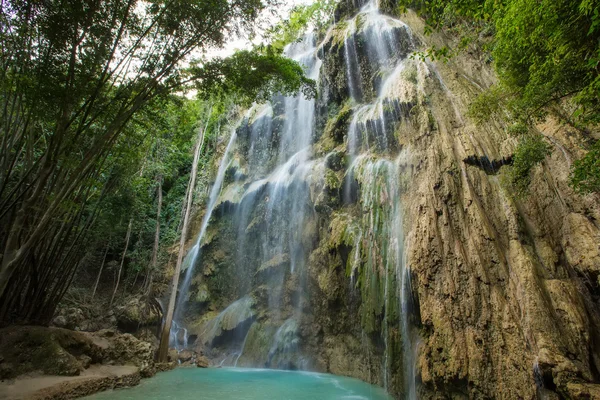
209 0 315 58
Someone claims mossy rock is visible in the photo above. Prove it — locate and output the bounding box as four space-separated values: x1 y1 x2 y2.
328 211 361 250
325 151 346 171
257 253 290 276
0 326 101 379
195 283 211 303
198 296 256 346
324 170 341 191
324 102 353 145
235 322 278 367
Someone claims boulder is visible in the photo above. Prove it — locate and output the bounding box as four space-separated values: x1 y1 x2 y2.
196 356 210 368
93 329 154 368
115 298 161 332
52 315 68 328
168 349 179 363
0 326 101 379
178 350 194 363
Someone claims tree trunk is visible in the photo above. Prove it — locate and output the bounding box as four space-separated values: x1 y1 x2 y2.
109 218 132 308
145 176 162 295
91 241 110 300
157 128 204 362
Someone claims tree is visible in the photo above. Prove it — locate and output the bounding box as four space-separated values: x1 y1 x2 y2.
157 124 204 362
0 0 314 325
144 175 163 295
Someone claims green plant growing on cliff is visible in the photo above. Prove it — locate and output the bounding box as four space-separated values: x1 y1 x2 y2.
399 0 600 194
505 134 552 196
571 140 600 194
265 0 337 51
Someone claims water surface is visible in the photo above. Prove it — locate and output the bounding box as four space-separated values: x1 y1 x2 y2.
84 367 392 400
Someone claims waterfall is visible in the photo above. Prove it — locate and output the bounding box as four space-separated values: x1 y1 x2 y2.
173 128 239 325
240 33 321 365
176 1 422 396
338 1 418 397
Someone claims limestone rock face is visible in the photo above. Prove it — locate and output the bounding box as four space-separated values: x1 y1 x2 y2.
397 11 600 399
176 3 600 399
92 329 154 371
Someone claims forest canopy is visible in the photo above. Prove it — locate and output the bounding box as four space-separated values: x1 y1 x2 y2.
0 0 314 325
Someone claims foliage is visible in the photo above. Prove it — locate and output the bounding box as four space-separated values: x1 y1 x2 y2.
265 0 337 51
571 140 600 194
466 85 506 125
191 49 317 104
399 0 600 193
0 0 313 325
506 134 552 196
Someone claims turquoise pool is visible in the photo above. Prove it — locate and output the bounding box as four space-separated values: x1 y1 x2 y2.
83 367 392 400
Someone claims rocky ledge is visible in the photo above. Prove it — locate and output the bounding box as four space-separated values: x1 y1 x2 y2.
0 326 175 400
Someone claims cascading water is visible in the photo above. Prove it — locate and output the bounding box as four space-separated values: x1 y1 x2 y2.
171 127 239 335
335 1 419 397
230 33 323 366
175 1 426 397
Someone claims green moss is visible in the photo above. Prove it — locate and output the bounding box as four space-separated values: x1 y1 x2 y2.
506 134 551 196
324 169 341 190
257 253 290 274
331 21 350 46
328 212 360 250
571 139 600 194
400 65 418 85
235 322 277 367
355 14 366 32
323 100 354 145
0 327 95 379
427 110 437 131
195 283 210 302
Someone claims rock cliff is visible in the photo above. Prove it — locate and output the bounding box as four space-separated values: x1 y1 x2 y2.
175 1 600 398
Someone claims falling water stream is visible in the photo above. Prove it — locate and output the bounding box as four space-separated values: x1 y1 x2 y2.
339 1 418 397
168 0 423 397
170 128 239 345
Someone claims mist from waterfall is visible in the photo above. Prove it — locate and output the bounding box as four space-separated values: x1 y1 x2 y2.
173 1 421 397
171 128 239 331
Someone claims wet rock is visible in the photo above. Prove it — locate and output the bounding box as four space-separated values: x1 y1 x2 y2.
195 296 256 346
325 151 346 171
178 350 194 363
168 349 179 363
79 354 92 369
196 356 210 368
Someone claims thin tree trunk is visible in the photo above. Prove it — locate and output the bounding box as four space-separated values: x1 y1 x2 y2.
109 218 132 308
145 176 162 295
91 241 110 300
130 228 143 289
157 128 204 362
